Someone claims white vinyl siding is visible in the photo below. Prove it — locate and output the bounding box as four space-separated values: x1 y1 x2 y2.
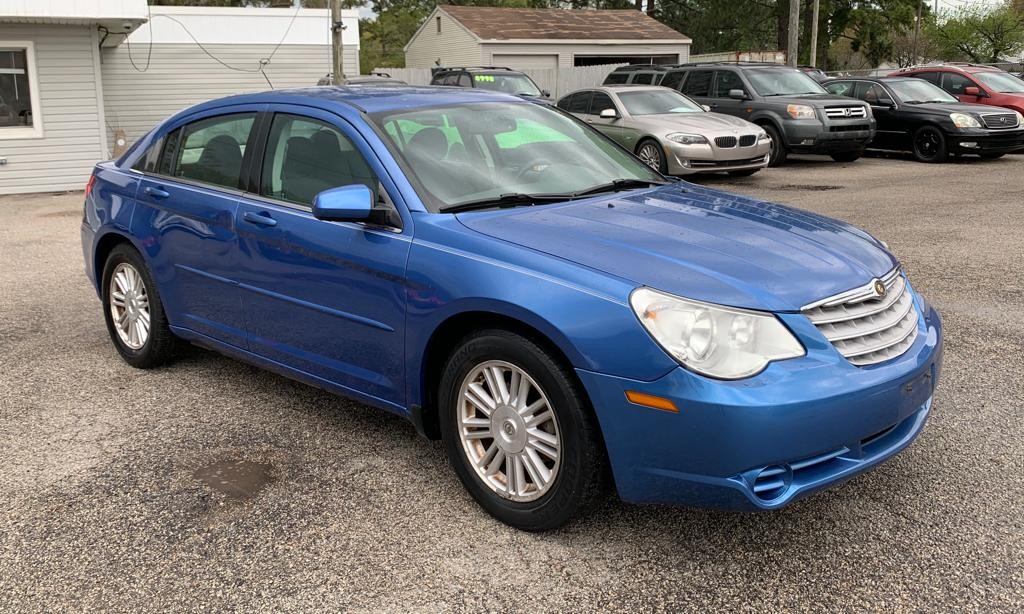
102 43 349 151
0 24 103 194
491 54 558 69
481 42 688 69
404 8 482 69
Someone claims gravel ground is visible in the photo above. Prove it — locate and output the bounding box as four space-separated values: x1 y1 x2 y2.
1 153 1022 612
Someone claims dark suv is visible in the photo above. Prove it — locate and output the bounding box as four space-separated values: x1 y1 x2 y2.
652 62 876 166
430 66 550 100
602 64 671 86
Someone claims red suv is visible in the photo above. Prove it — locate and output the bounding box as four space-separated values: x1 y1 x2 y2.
890 63 1024 113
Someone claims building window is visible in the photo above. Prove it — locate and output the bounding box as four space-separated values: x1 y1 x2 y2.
436 16 441 33
0 42 42 139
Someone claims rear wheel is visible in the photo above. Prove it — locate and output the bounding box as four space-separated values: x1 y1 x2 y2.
635 138 668 174
102 244 177 368
912 125 948 163
439 329 606 531
830 150 863 163
762 124 788 167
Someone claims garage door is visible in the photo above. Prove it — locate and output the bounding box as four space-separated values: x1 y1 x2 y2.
492 54 558 70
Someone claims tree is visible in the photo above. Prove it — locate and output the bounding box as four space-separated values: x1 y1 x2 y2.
927 3 1024 64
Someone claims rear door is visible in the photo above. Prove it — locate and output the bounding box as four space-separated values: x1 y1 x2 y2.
233 106 412 407
856 82 901 150
133 107 261 348
680 70 715 110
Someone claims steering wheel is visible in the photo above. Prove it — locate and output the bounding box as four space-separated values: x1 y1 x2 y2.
514 158 554 181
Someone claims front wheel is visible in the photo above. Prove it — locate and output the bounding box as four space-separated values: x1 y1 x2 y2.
635 138 668 174
439 330 606 531
912 125 948 163
762 124 788 167
102 244 177 368
830 150 863 163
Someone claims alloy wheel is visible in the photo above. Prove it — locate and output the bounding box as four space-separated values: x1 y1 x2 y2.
915 131 940 159
457 360 561 502
637 142 663 170
108 262 151 350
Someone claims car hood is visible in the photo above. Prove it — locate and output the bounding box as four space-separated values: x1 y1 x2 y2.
775 93 868 106
634 112 758 134
457 183 896 312
903 101 1001 116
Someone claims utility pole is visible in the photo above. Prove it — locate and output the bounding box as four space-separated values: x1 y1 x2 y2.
787 0 799 66
809 0 820 67
912 0 923 66
330 0 345 84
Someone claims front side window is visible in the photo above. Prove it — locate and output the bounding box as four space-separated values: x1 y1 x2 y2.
974 71 1024 93
588 92 616 116
681 70 714 97
261 114 377 206
941 72 975 95
373 101 663 212
617 90 703 116
745 68 826 96
713 71 746 97
173 113 256 190
0 45 39 136
471 73 542 97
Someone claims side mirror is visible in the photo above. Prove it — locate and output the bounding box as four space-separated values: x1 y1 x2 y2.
964 86 986 97
701 104 711 112
599 108 619 119
312 184 374 222
541 90 551 98
728 89 747 100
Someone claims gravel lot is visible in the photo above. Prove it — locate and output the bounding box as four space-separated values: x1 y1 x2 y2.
1 153 1022 612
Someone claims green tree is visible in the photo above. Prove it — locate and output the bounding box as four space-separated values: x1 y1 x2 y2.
927 3 1024 63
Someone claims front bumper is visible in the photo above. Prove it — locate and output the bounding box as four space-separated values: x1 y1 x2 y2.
784 118 876 153
577 301 942 510
948 127 1024 154
664 139 771 176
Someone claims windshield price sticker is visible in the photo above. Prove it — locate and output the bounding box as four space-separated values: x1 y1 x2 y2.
474 75 496 82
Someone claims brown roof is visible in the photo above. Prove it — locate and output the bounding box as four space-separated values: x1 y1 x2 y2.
438 6 689 41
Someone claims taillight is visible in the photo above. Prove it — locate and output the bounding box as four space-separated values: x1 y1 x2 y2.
85 174 97 197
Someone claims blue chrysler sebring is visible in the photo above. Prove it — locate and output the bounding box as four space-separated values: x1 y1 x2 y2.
81 86 942 531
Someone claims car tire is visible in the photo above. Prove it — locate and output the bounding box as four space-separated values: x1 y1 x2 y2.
830 150 863 163
439 329 606 531
727 168 760 177
980 152 1005 160
101 244 177 369
912 125 948 163
762 124 788 167
635 138 668 174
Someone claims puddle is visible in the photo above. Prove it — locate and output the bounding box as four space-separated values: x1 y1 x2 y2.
39 210 81 218
193 459 276 500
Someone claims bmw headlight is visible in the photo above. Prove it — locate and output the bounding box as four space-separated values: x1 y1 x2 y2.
786 104 816 119
757 130 771 142
666 133 708 145
950 112 981 129
630 287 805 379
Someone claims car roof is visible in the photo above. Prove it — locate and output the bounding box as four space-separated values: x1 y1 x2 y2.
894 64 1001 74
177 86 529 117
597 85 668 93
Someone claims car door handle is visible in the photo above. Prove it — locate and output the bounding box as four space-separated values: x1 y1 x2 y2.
143 186 170 199
242 211 278 227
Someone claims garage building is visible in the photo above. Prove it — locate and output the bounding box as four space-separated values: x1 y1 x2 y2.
404 5 691 70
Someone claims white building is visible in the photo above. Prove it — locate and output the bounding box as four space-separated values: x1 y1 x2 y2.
405 5 691 70
0 1 359 195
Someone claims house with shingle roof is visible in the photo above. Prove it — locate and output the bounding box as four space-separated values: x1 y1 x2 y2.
404 5 690 70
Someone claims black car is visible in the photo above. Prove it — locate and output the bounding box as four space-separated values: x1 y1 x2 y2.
824 76 1024 162
429 66 550 100
645 62 876 166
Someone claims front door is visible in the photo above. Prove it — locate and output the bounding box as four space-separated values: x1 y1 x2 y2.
134 109 259 349
710 70 752 119
587 91 636 149
233 109 411 408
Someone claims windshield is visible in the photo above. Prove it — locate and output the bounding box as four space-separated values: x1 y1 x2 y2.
974 71 1024 93
887 80 956 103
372 102 664 212
746 68 827 96
472 73 542 97
617 89 704 115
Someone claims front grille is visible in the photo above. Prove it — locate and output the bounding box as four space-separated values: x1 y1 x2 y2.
739 134 756 147
825 106 867 119
802 268 919 367
689 155 767 168
715 136 737 148
980 113 1020 129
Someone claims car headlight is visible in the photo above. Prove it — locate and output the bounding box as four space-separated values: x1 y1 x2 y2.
1014 110 1024 125
786 104 816 119
864 105 873 118
757 131 771 142
630 287 805 380
950 112 981 129
666 133 708 145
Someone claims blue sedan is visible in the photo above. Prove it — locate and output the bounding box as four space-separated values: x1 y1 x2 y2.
81 86 942 531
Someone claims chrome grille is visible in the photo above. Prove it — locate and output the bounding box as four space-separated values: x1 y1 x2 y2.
715 136 737 148
739 134 756 147
980 113 1020 129
824 106 867 119
802 268 919 367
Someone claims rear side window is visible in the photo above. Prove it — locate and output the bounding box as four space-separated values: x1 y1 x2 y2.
172 113 256 190
457 74 471 87
603 72 629 85
564 91 592 114
824 81 854 97
632 72 654 85
660 71 684 90
681 71 713 97
942 72 974 95
261 114 377 207
131 135 165 173
915 71 941 85
589 92 615 115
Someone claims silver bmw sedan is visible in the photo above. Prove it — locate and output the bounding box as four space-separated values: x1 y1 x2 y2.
558 85 771 177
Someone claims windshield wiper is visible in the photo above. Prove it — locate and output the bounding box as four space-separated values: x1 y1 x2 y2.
439 192 568 214
570 178 667 197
